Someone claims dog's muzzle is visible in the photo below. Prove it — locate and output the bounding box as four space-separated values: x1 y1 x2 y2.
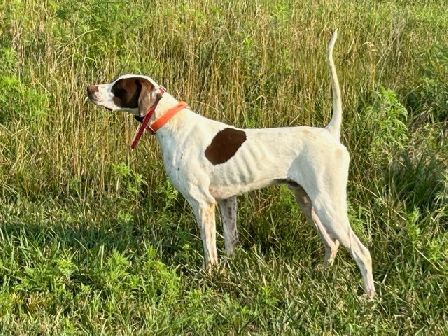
86 85 98 101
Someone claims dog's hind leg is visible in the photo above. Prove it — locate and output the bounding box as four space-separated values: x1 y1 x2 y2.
312 195 375 297
290 185 339 266
218 196 238 255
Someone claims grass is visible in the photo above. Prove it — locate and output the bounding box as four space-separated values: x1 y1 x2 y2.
0 0 447 334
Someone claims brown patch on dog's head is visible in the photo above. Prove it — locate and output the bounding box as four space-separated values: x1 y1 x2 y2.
205 128 247 165
111 78 154 110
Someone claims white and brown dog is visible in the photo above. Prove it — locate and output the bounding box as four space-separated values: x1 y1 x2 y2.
87 31 375 297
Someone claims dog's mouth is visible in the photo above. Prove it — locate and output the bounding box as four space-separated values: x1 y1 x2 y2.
86 96 113 112
86 94 99 105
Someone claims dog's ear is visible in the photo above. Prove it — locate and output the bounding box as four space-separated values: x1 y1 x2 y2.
137 79 155 116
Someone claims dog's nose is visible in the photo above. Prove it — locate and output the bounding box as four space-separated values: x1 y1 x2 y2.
86 85 98 96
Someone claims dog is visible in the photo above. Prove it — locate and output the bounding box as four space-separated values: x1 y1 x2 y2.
87 31 375 298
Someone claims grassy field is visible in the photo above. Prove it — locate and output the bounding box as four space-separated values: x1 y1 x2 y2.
0 0 447 334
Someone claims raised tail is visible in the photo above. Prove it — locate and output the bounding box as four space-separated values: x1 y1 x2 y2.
325 30 343 142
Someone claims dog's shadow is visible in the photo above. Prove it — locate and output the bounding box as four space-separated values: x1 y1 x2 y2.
0 201 202 270
1 189 328 277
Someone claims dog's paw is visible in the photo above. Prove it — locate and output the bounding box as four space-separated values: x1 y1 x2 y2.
359 287 375 301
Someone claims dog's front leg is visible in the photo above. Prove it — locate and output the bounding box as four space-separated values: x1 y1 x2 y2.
218 197 238 255
191 200 218 268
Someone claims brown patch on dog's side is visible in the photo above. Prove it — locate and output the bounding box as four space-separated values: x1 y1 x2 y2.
205 128 247 165
112 78 153 109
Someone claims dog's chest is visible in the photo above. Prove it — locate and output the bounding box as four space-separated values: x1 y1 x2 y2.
156 127 215 194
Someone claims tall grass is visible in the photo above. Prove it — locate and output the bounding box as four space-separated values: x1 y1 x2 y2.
0 0 447 334
1 0 445 199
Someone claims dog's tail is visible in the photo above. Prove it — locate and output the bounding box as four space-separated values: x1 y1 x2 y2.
325 30 343 142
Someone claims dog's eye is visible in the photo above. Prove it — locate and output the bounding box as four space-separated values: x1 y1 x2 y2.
114 88 126 97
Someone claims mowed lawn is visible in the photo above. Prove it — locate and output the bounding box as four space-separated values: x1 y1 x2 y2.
0 0 447 334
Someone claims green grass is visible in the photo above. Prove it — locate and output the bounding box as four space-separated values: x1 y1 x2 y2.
0 0 447 334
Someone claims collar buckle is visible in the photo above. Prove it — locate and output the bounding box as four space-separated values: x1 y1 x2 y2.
147 125 156 135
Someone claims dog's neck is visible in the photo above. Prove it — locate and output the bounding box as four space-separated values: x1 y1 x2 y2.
151 92 180 119
149 92 195 137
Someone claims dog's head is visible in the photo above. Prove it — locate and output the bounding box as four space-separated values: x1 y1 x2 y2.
86 74 162 119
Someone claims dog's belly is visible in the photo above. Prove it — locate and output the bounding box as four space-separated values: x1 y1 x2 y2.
209 179 278 199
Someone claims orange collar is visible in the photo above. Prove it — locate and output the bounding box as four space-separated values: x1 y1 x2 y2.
148 101 188 134
131 101 188 149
